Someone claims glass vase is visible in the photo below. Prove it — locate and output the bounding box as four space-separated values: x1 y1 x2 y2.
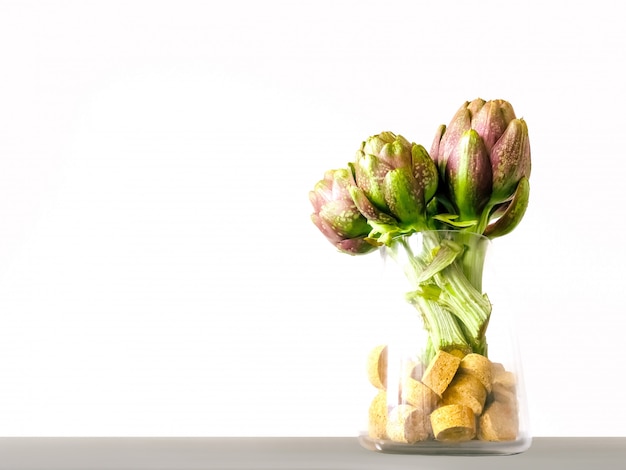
358 230 531 455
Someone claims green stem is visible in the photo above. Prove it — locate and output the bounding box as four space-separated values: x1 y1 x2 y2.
393 231 492 357
434 262 491 354
396 238 473 356
406 292 473 357
423 232 491 354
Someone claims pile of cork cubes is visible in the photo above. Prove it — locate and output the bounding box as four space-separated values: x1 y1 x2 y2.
367 345 519 443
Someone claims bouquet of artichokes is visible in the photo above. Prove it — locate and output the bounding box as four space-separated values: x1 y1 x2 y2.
309 98 531 357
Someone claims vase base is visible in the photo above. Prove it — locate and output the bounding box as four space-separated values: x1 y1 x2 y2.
358 434 532 456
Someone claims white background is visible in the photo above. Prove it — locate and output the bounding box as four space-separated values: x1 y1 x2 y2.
0 0 623 437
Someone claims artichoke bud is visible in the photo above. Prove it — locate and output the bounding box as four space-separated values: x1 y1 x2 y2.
354 132 415 212
309 168 376 255
351 132 440 231
447 129 492 220
489 118 531 204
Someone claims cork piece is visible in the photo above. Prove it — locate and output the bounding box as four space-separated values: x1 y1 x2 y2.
492 370 516 390
459 353 493 393
421 350 461 396
478 400 519 441
368 390 389 439
401 358 424 382
386 404 431 443
491 361 505 375
366 345 388 390
430 404 476 442
491 383 518 408
442 373 487 415
400 377 440 413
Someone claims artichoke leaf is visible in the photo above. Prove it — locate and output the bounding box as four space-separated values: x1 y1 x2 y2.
382 167 424 225
484 176 530 238
432 213 478 229
348 185 398 225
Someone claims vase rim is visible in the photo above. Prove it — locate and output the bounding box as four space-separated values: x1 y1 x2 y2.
400 229 491 243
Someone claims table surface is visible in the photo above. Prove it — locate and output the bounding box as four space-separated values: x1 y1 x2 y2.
0 437 624 469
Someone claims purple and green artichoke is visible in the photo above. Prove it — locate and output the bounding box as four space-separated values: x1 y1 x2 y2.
309 168 377 255
349 132 439 242
430 99 531 236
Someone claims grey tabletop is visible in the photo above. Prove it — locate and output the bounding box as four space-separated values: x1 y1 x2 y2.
0 437 623 469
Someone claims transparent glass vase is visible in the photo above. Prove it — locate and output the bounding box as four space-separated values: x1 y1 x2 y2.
358 230 531 455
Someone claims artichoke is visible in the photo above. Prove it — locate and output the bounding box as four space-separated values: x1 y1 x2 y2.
349 132 438 243
430 99 531 236
309 168 377 255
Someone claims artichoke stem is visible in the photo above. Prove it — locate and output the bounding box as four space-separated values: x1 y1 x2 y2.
406 292 473 356
401 233 492 356
435 263 491 353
